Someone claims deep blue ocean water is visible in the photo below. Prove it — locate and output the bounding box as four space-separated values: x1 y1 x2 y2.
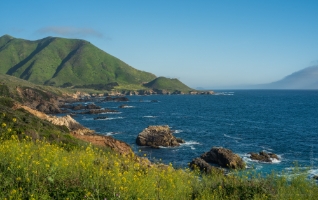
67 90 318 176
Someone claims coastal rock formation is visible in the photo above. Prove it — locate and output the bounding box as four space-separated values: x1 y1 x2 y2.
16 87 63 114
103 96 129 102
72 134 133 155
200 147 246 169
60 104 101 110
13 104 94 135
249 151 279 163
190 158 224 174
136 125 183 148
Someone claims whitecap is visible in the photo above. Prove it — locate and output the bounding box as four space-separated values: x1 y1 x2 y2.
143 116 157 118
173 130 183 133
100 112 122 114
224 134 243 140
190 146 196 150
181 141 200 145
105 117 124 120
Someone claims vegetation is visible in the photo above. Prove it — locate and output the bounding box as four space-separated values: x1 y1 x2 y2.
0 35 157 88
1 97 318 199
144 76 193 92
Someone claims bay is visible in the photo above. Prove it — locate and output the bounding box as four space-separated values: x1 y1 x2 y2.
70 90 318 176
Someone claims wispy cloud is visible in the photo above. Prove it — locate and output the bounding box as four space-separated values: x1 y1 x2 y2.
37 26 104 38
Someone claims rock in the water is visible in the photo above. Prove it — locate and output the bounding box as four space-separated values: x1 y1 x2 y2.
103 96 129 102
136 125 182 148
201 147 246 169
249 151 279 163
176 138 185 143
119 104 129 108
313 175 318 180
190 157 223 174
94 116 108 120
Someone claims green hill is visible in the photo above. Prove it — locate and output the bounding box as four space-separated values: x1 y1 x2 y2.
144 77 193 92
0 35 157 87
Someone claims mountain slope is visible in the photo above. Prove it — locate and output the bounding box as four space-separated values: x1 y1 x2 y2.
0 35 157 87
144 77 193 92
258 65 318 89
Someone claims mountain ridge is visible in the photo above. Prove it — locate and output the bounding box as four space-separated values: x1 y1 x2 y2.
0 35 172 90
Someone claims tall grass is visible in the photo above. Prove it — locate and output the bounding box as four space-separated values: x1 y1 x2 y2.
1 116 318 199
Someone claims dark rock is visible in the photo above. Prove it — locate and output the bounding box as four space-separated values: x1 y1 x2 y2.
104 96 113 101
190 158 224 174
119 104 129 108
36 103 62 114
313 175 318 180
94 116 108 120
249 151 279 163
103 96 129 102
201 147 246 169
78 108 118 114
151 100 159 102
176 138 185 143
113 97 129 102
136 125 181 147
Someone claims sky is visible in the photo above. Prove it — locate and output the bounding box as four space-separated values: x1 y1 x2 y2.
1 0 318 89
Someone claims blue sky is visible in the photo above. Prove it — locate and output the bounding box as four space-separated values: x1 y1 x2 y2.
1 0 318 89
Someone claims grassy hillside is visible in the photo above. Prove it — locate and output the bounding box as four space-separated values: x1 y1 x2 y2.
0 35 156 87
144 76 193 92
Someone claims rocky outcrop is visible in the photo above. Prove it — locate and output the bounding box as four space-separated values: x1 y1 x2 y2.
61 104 101 110
249 151 279 163
119 104 129 108
16 87 63 114
13 104 94 135
72 134 133 155
190 158 224 174
136 125 183 148
200 147 245 169
103 96 129 102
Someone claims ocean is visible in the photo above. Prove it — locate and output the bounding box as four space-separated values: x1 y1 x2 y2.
68 90 318 177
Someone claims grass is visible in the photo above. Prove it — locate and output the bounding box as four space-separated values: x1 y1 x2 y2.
0 35 157 87
1 102 318 199
144 76 193 93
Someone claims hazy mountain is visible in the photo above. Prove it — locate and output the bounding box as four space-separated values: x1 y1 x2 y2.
0 34 158 88
256 65 318 89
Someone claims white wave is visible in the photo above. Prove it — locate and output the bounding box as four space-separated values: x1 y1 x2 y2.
224 134 243 140
270 158 281 163
143 116 157 118
181 141 200 145
173 130 183 133
190 146 196 150
123 106 135 108
105 132 119 136
100 112 122 114
105 117 124 120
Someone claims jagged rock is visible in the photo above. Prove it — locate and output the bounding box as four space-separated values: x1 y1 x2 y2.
249 151 279 163
313 175 318 180
190 158 224 174
201 147 246 169
36 102 62 114
136 125 183 147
